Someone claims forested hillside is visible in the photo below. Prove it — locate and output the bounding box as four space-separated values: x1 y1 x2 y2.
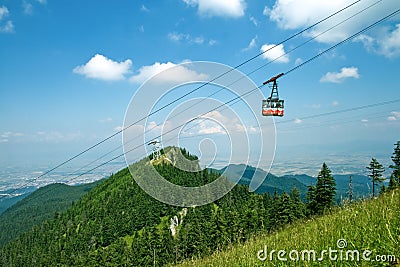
0 181 100 248
0 148 306 266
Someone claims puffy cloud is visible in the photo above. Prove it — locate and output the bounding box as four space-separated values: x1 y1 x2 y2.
129 61 209 84
198 121 226 135
320 67 360 83
183 0 246 18
388 111 400 121
0 6 14 33
260 43 289 63
73 54 132 81
0 6 9 20
0 20 14 33
265 0 400 44
358 24 400 59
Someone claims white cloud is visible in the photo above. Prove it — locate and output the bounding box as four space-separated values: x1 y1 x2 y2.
194 36 204 44
0 6 9 20
167 31 213 45
141 5 150 12
332 101 339 107
242 36 257 51
320 67 360 83
1 132 11 138
183 0 246 18
23 1 33 15
36 0 47 4
73 54 133 81
260 43 289 63
0 20 14 33
209 39 217 46
168 32 188 42
263 5 271 16
358 24 400 59
250 16 258 26
294 118 303 124
129 61 209 84
361 119 368 123
198 121 226 135
182 110 256 136
114 126 124 132
388 111 400 121
294 58 303 65
0 6 13 33
265 0 400 44
146 121 174 136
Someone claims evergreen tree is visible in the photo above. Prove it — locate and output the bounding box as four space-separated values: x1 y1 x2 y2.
366 158 385 198
389 141 400 186
388 175 398 191
289 188 306 219
305 185 317 216
314 163 336 214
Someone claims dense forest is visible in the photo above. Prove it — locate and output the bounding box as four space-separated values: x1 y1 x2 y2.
0 148 307 266
0 143 399 266
0 181 101 248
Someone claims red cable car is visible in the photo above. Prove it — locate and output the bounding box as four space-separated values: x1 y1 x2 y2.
262 73 284 117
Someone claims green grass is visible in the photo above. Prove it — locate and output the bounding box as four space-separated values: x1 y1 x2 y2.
177 189 400 267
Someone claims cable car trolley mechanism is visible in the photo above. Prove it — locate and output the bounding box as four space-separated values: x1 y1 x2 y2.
262 73 285 117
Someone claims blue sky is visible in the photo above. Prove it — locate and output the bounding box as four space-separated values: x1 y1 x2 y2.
1 0 400 181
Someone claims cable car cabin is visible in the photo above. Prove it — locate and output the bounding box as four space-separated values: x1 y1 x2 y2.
262 73 285 117
262 99 284 116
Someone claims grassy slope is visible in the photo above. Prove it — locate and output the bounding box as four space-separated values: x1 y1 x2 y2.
178 189 400 267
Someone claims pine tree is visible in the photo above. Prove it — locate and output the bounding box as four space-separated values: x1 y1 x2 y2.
305 185 317 216
366 158 385 198
389 141 400 186
314 163 336 214
388 175 398 191
289 188 306 219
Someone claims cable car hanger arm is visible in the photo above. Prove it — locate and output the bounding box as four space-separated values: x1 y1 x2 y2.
263 73 284 85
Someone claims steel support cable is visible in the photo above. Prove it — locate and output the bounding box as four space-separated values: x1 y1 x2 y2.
0 0 365 200
8 2 400 203
71 0 383 178
69 7 400 182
